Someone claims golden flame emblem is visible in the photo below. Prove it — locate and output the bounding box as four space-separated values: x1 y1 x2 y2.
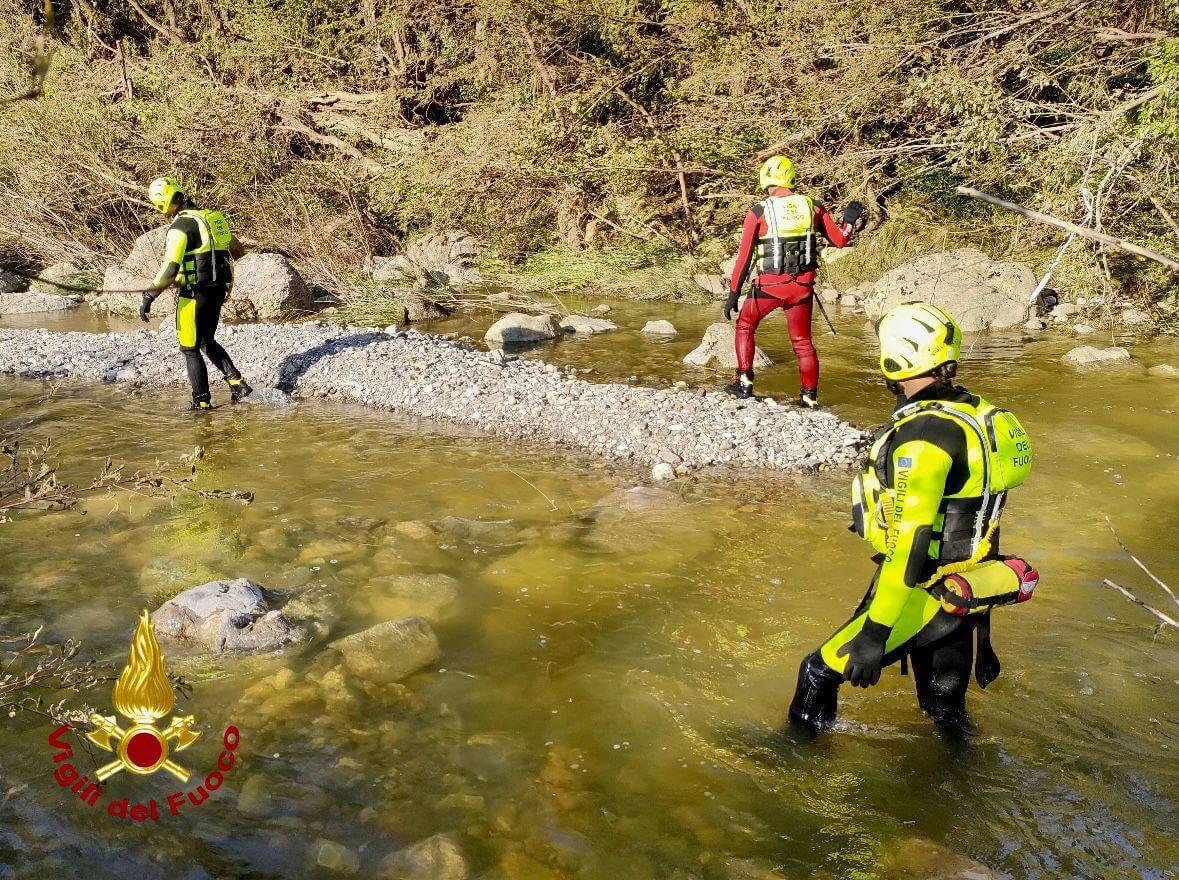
87 610 200 782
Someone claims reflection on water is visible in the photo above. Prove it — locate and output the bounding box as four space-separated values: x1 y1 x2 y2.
0 304 1176 879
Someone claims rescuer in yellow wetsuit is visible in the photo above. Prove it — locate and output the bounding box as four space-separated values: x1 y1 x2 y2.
789 302 1038 735
139 177 252 410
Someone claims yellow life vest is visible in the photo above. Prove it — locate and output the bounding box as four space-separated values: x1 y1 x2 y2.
851 393 1032 587
176 208 234 287
757 195 816 274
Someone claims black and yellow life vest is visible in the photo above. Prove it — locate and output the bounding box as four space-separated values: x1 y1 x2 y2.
757 194 817 275
176 208 234 288
851 394 1033 589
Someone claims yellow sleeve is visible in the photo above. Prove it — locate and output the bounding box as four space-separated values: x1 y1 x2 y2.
866 437 953 627
152 228 188 290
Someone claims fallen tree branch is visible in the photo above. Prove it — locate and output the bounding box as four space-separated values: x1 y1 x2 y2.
275 106 384 175
1106 516 1179 610
956 186 1179 273
1103 579 1179 630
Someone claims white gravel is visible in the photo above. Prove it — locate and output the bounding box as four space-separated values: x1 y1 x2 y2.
0 322 868 473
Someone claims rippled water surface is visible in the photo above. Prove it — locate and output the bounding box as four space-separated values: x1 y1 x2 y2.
1 301 1177 879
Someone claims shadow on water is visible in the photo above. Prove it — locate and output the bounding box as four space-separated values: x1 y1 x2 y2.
274 331 388 393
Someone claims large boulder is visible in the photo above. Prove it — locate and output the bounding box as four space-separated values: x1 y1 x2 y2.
29 262 101 297
0 290 81 314
693 273 726 299
99 266 172 317
152 578 301 654
559 314 617 334
328 616 439 684
484 312 563 344
378 833 468 880
1060 345 1133 369
405 230 486 286
225 252 314 320
0 268 26 293
863 249 1033 331
399 289 450 323
682 322 771 369
124 225 170 277
368 254 420 285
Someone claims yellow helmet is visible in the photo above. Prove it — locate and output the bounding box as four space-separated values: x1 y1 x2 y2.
148 177 184 213
759 155 796 190
876 302 962 380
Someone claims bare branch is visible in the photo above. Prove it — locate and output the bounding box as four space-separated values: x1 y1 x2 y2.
1102 580 1179 630
1106 516 1179 610
956 186 1179 274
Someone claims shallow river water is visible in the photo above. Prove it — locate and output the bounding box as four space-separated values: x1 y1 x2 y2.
0 302 1177 879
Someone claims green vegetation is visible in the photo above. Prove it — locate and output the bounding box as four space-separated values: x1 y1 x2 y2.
1 0 1176 305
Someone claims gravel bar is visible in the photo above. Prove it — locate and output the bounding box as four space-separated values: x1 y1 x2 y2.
0 323 868 472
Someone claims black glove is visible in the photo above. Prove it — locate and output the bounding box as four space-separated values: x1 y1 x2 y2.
837 618 891 688
841 200 865 229
138 292 154 323
724 291 740 321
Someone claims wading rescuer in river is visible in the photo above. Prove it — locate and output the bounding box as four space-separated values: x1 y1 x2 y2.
724 156 864 407
138 177 253 410
789 303 1037 736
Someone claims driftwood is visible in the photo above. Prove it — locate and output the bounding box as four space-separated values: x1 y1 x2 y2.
1102 580 1179 630
1102 517 1179 632
956 186 1179 273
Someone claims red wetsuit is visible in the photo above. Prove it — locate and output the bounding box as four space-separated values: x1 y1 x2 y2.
730 199 852 388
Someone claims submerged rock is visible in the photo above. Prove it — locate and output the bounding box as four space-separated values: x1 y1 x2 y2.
152 578 301 654
329 616 440 684
683 322 771 369
312 838 360 875
365 573 461 624
559 314 617 334
863 248 1033 331
378 833 468 880
1147 363 1178 378
879 837 998 880
1061 345 1133 369
485 313 563 344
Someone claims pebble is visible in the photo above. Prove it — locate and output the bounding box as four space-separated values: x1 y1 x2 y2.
0 324 868 474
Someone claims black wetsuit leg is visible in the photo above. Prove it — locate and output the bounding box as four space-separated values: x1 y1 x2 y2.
180 285 239 404
910 619 975 734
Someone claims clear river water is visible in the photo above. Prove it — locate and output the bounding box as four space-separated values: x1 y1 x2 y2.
0 302 1176 879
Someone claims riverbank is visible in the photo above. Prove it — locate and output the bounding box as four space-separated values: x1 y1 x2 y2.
0 323 867 473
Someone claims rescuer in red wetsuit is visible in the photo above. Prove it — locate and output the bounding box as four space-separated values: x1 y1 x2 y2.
723 156 864 407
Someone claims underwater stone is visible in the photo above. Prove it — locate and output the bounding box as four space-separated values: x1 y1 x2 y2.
329 616 440 684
